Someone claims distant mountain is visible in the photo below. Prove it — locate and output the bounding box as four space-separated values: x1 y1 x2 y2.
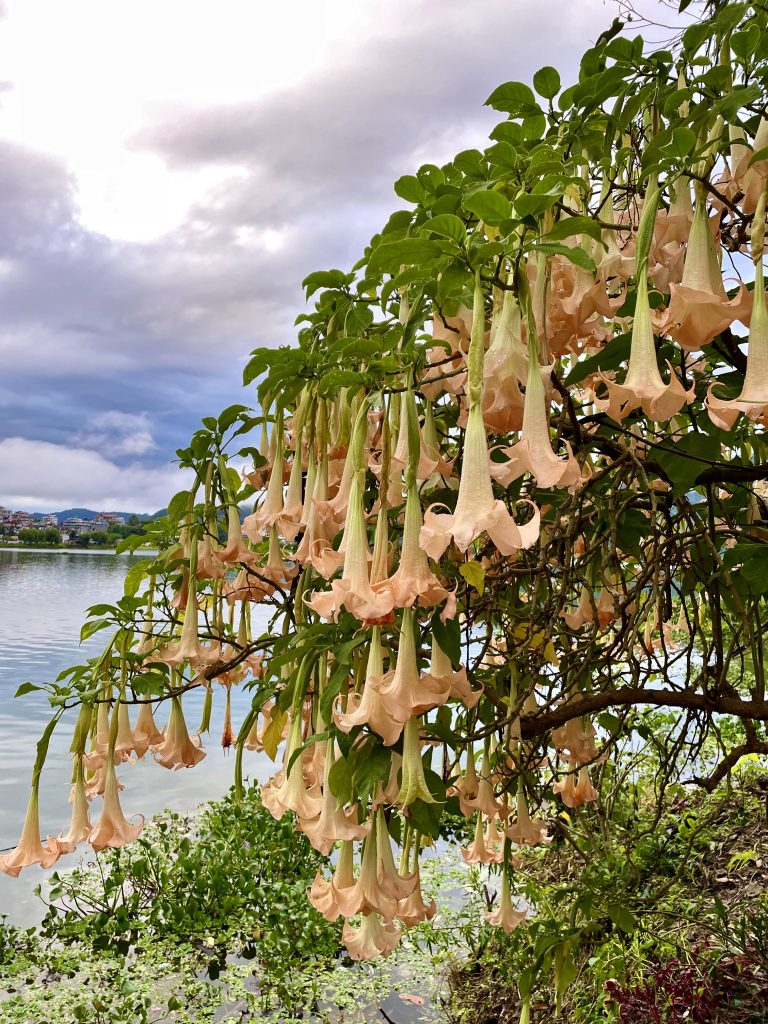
30 508 154 524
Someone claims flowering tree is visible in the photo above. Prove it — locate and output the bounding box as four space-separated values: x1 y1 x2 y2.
4 0 768 989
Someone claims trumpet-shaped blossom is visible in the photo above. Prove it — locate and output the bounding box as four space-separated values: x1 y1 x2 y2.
373 610 451 733
421 403 541 559
492 339 582 489
597 272 694 422
334 629 404 746
58 758 92 851
485 865 527 932
0 787 63 876
298 741 370 855
88 760 143 853
383 482 452 612
707 209 768 429
153 697 206 770
505 789 550 847
396 717 437 808
430 636 481 708
343 912 401 960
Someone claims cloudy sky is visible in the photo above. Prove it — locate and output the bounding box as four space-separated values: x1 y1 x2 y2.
0 0 681 513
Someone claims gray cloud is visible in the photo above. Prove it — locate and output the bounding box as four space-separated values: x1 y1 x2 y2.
0 0 618 509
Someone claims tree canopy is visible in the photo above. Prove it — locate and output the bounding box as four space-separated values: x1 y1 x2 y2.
3 0 768 995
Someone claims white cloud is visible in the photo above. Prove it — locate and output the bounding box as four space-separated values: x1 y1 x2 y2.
0 436 191 512
73 410 157 458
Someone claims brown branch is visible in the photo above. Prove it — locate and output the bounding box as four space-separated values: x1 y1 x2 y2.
687 736 768 793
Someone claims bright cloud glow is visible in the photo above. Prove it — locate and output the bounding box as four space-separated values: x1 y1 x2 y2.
0 0 394 240
0 437 191 512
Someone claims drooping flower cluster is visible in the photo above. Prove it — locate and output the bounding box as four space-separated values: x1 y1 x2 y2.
4 15 768 978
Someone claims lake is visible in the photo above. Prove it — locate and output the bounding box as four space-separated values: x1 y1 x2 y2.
0 549 273 925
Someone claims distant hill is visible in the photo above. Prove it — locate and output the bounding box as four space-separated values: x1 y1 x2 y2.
30 508 155 524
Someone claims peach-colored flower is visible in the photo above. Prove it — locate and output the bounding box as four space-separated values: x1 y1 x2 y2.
376 808 418 902
88 761 143 853
217 502 257 565
421 404 541 559
551 705 598 763
153 697 206 770
505 789 550 847
334 629 403 746
133 701 164 751
397 862 437 928
492 341 582 489
0 787 63 877
151 586 221 670
430 636 481 708
461 814 499 865
305 474 394 623
58 757 92 851
656 197 752 350
195 535 226 580
261 713 323 821
597 272 694 422
383 482 451 611
308 839 359 921
343 912 401 960
373 610 451 732
298 742 370 855
485 866 527 932
553 763 599 808
459 753 501 819
707 221 768 428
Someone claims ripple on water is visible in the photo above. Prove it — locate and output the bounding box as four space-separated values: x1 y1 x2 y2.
0 550 274 925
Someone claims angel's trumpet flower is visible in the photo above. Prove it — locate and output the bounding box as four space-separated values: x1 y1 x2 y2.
375 610 451 730
658 192 751 350
461 814 497 864
133 700 164 750
334 629 403 746
343 912 401 960
152 545 221 669
396 717 437 808
196 534 226 581
505 789 550 847
88 760 143 853
337 816 399 921
735 117 768 214
421 275 540 560
261 713 323 821
708 192 768 428
154 696 206 770
493 296 582 488
0 785 63 876
376 809 417 901
551 706 598 763
298 741 369 855
460 752 501 819
308 839 359 921
397 859 437 927
217 499 256 566
596 187 694 421
305 474 394 624
485 860 527 932
429 635 481 708
58 757 92 851
384 476 451 612
420 308 470 399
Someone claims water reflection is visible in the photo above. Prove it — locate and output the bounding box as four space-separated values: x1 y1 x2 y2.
0 550 272 924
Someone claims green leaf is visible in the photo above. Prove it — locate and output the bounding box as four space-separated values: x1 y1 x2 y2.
14 682 42 698
485 81 540 118
425 214 466 244
748 146 768 168
460 561 485 596
394 174 427 203
514 192 559 218
545 215 604 247
529 242 595 271
463 189 512 225
533 65 561 100
124 559 151 598
317 369 367 398
653 432 721 495
564 332 631 386
80 618 112 642
367 238 445 274
302 269 348 297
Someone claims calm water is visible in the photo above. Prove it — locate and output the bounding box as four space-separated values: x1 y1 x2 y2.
0 549 273 925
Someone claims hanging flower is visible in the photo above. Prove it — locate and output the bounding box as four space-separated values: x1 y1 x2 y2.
153 697 206 770
343 912 401 960
334 629 404 746
708 195 768 428
485 862 527 932
0 786 63 877
58 757 92 851
429 635 482 708
88 760 143 853
505 789 550 847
